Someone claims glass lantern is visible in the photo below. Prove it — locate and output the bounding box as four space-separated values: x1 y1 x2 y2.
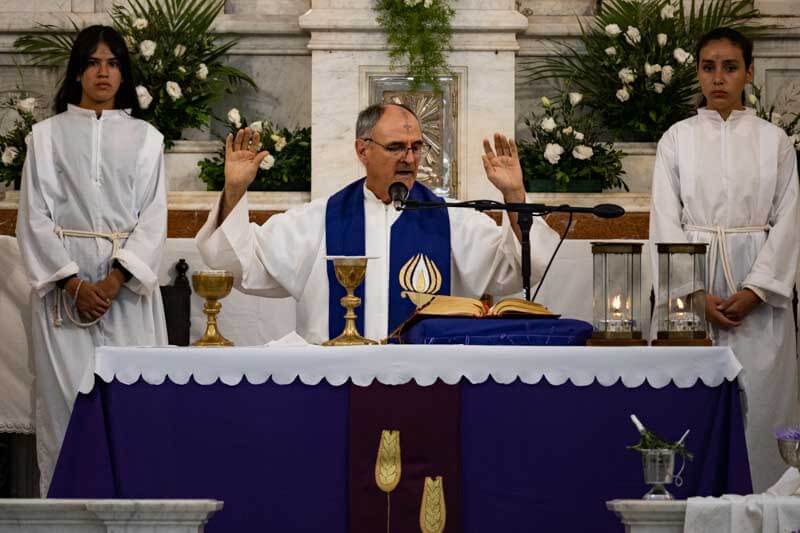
589 242 646 346
653 243 711 346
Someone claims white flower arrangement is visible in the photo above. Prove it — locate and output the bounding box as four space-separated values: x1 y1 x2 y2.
165 81 182 101
174 44 186 58
541 117 557 132
16 97 36 114
132 18 148 30
616 87 631 102
657 33 668 47
259 153 276 170
618 67 636 84
249 121 263 133
673 47 693 65
196 63 208 80
544 143 564 165
624 26 642 46
136 85 153 109
1 146 18 165
572 145 594 160
227 108 242 129
271 133 288 152
661 65 674 84
139 39 156 59
569 92 583 106
605 24 622 36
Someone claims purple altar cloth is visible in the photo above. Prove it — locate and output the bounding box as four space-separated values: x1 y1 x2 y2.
50 375 750 532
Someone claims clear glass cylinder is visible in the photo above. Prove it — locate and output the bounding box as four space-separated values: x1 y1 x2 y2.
656 243 708 340
591 243 642 339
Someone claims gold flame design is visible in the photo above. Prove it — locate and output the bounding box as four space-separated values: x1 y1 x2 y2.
419 476 446 533
399 254 442 295
375 430 401 493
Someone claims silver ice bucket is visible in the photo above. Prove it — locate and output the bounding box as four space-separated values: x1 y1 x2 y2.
641 449 684 500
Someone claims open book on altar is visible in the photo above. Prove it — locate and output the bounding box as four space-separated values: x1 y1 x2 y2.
402 291 559 318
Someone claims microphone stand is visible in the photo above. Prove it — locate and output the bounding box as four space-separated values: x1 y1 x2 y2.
399 198 621 301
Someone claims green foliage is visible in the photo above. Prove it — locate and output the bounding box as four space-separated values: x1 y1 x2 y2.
374 0 455 92
524 0 764 141
750 83 800 151
0 96 37 187
14 0 254 148
629 428 693 460
517 93 628 192
198 112 311 191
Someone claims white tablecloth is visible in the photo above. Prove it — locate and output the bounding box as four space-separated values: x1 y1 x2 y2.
84 344 742 392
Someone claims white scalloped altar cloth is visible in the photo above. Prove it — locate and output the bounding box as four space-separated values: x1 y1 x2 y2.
82 344 743 394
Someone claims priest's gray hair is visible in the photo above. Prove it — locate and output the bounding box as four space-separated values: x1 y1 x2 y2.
355 102 420 139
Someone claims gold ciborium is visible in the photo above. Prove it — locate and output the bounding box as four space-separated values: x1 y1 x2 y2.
323 256 378 346
191 270 234 347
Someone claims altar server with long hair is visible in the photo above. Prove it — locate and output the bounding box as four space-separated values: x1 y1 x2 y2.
649 27 799 492
16 25 168 494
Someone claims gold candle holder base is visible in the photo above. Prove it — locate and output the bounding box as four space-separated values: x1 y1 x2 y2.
323 256 378 347
191 270 235 347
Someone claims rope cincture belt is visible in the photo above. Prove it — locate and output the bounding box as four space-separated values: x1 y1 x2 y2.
53 226 131 328
683 224 770 297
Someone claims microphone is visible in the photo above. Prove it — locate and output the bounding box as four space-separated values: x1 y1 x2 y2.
591 203 625 219
389 181 409 211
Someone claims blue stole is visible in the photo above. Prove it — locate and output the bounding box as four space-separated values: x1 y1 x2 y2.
325 178 451 338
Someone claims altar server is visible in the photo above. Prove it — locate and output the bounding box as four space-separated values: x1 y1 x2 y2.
649 27 799 492
197 103 559 342
16 25 168 494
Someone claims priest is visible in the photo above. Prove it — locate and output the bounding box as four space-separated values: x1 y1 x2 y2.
196 102 559 342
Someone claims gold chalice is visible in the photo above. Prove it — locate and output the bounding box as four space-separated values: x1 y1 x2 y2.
323 256 378 346
191 270 234 347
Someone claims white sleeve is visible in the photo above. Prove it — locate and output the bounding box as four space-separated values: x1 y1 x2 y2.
113 128 167 296
195 194 325 300
15 128 79 297
742 131 799 307
450 208 559 298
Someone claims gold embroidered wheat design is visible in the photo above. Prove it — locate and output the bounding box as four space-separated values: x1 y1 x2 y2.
419 476 446 533
375 430 401 492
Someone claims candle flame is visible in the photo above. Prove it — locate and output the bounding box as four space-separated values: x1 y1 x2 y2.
611 295 622 311
676 297 685 311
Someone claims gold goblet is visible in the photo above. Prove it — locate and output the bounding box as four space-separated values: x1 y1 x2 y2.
191 270 234 347
323 256 378 346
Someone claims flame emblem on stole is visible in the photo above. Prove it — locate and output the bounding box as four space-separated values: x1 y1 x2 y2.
399 254 442 308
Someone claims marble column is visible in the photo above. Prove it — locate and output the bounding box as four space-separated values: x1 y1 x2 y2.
299 0 528 201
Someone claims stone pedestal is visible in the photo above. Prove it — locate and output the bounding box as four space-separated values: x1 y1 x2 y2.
606 499 686 533
0 499 223 533
299 0 528 201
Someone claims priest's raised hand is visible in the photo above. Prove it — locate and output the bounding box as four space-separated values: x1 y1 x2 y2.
220 128 270 223
481 133 527 241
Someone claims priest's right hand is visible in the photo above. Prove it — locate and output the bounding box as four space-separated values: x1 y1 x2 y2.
66 278 111 321
220 128 269 223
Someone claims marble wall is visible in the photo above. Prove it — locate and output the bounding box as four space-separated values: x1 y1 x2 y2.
0 0 798 195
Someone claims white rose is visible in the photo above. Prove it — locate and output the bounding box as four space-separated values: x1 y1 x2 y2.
660 4 676 19
605 24 622 37
174 44 186 58
16 97 36 114
135 85 153 109
165 81 182 101
771 113 783 126
686 54 694 65
249 121 263 133
24 133 31 146
653 83 666 94
544 143 564 165
616 87 631 102
133 18 148 30
657 33 668 47
661 65 674 84
747 93 758 106
618 67 636 84
541 117 557 132
1 146 19 165
139 40 156 59
605 46 617 57
562 126 573 135
227 108 242 129
572 145 594 160
625 26 641 46
673 48 690 65
541 96 552 108
569 92 583 106
259 154 275 171
196 63 208 80
574 131 584 141
271 134 287 152
644 63 662 77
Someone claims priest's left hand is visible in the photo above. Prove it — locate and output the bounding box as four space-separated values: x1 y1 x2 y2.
717 288 762 322
96 269 126 302
482 133 526 204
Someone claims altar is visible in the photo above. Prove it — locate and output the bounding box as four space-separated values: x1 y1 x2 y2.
49 344 751 533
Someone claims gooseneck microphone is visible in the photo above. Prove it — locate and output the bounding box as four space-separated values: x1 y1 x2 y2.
389 181 409 211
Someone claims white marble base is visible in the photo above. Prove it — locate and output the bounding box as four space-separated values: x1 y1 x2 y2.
607 499 687 533
0 499 223 533
164 141 221 192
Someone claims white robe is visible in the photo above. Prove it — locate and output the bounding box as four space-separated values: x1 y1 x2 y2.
15 105 168 495
649 108 800 493
196 182 560 343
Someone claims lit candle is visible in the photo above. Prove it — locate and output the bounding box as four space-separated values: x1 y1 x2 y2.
611 294 623 319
